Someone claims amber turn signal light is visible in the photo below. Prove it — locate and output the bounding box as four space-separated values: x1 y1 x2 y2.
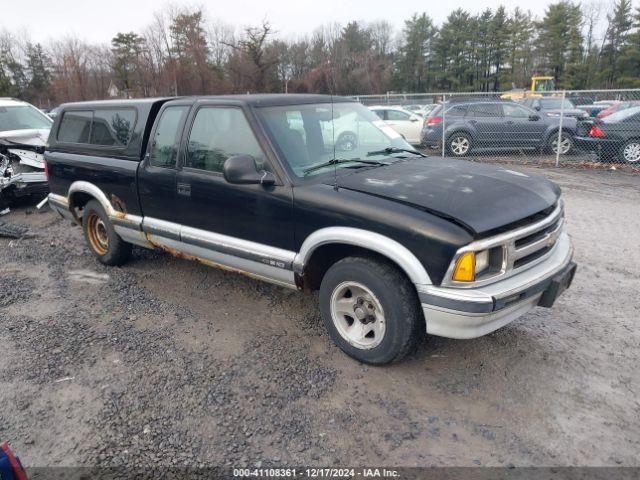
453 252 475 282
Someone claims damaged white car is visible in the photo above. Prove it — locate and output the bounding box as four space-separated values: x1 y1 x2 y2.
0 98 53 210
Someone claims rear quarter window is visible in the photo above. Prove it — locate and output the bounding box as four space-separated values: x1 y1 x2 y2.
57 111 92 143
56 108 137 147
90 109 136 146
446 105 467 117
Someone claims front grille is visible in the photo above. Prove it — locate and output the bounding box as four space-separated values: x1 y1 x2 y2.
515 217 562 249
443 202 565 288
507 208 564 272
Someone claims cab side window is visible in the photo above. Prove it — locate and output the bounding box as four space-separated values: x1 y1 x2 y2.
386 110 411 121
468 104 501 117
503 104 531 118
185 107 266 173
149 106 188 168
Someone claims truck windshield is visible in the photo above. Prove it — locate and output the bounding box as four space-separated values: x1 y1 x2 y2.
534 79 555 92
0 105 53 132
256 102 413 178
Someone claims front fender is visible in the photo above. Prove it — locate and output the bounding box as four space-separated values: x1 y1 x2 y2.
293 226 432 286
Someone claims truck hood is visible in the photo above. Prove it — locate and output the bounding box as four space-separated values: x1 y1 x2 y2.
333 158 561 236
0 129 50 147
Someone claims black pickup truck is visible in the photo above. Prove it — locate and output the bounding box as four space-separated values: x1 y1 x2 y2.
46 95 576 364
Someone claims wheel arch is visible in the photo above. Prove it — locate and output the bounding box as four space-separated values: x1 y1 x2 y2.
293 227 432 291
445 127 474 140
545 127 575 143
68 181 116 218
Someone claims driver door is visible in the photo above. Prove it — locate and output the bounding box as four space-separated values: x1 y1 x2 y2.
174 103 295 252
502 103 547 147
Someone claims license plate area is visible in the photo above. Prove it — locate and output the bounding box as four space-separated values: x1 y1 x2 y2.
538 262 577 308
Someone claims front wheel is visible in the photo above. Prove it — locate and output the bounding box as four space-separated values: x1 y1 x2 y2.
548 132 574 155
447 133 472 157
620 139 640 163
319 256 423 365
83 200 132 266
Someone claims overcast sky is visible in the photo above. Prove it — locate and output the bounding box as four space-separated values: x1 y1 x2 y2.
1 0 566 44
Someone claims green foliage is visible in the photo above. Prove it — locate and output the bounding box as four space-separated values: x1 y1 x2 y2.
111 32 145 93
536 1 583 87
617 7 640 87
4 0 640 104
393 13 437 92
600 0 636 87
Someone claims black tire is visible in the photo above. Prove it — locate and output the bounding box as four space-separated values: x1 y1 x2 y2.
619 139 640 164
336 131 358 152
446 132 472 157
547 131 574 155
82 200 132 266
319 255 423 365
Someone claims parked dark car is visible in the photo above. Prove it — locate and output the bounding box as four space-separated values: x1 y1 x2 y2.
45 95 576 364
574 105 640 163
421 100 577 156
521 97 589 119
575 103 611 118
596 101 640 119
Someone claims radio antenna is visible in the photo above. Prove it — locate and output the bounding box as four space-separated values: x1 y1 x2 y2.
328 59 338 192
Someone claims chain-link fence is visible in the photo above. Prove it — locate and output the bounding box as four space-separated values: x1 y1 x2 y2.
352 89 640 168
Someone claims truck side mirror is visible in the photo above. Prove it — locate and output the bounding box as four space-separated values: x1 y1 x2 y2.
223 155 275 186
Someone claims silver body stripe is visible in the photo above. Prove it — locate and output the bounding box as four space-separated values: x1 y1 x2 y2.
52 183 431 290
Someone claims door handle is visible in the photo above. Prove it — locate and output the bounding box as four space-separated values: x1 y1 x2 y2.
177 182 191 197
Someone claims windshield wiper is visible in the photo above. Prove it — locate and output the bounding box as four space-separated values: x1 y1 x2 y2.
366 147 427 158
302 158 388 175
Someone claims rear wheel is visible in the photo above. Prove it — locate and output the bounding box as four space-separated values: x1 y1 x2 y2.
319 256 423 365
548 132 574 155
620 139 640 163
447 133 472 157
83 200 132 266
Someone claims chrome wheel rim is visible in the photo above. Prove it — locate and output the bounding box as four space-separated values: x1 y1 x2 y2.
87 213 109 255
330 281 385 350
551 135 572 155
450 136 470 155
623 142 640 163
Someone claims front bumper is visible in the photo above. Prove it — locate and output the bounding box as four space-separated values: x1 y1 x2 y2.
0 171 49 205
418 232 575 339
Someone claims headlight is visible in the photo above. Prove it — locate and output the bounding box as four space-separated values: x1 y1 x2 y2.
452 248 502 282
475 249 490 274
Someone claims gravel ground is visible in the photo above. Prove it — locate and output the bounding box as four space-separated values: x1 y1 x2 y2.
0 165 639 471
